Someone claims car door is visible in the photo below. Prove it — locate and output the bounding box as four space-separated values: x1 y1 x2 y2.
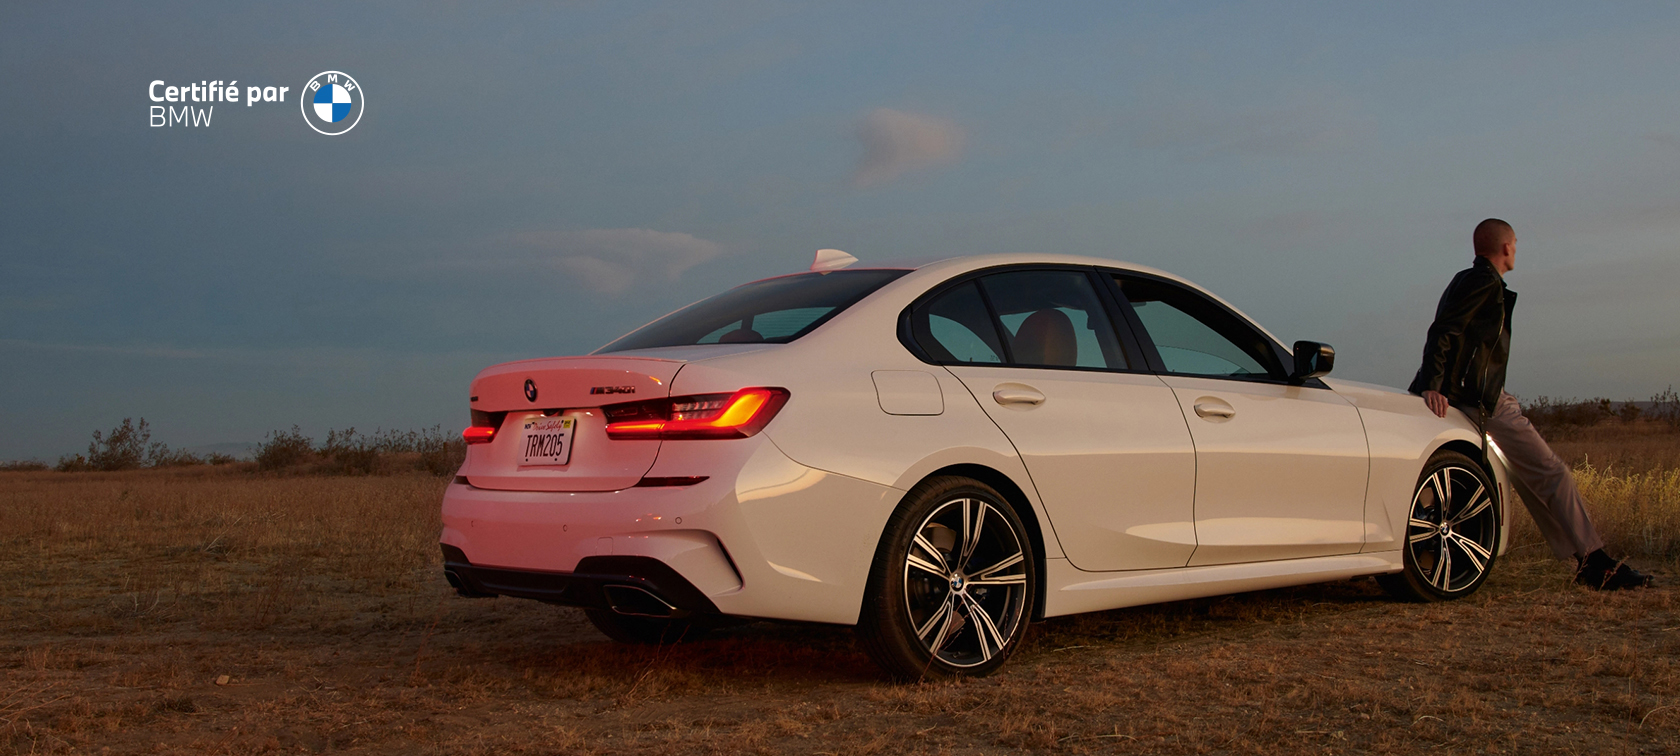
1111 273 1369 566
905 267 1199 572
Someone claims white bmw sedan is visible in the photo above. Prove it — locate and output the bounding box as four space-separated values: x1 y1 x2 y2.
440 253 1513 679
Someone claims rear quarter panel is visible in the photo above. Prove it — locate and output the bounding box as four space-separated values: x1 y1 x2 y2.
666 277 1065 561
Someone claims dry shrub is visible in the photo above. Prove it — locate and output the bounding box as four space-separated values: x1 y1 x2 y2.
1525 387 1680 439
55 418 152 472
0 461 48 473
1524 396 1620 437
319 428 380 475
254 425 464 476
41 419 471 480
1529 418 1680 559
1652 385 1680 427
255 426 315 471
1576 465 1680 559
1550 421 1680 474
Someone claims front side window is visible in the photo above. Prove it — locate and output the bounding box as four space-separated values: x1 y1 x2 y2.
598 270 908 353
1117 276 1281 378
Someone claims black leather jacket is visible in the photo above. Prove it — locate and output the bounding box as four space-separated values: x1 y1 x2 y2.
1408 256 1517 414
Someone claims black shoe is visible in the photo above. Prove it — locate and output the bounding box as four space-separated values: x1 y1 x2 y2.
1575 550 1655 590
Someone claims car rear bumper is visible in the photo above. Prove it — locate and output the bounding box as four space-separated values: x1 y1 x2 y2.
442 544 720 617
439 435 905 625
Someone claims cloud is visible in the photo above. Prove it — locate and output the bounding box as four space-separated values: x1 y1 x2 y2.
515 228 726 294
851 108 965 188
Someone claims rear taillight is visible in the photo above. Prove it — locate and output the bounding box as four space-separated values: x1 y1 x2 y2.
464 409 506 445
605 388 790 440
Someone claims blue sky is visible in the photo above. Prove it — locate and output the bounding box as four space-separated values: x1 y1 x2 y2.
3 2 1678 460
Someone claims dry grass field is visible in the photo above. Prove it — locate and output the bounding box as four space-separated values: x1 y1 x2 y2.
3 425 1678 755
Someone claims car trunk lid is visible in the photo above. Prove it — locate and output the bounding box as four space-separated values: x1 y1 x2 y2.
461 356 681 491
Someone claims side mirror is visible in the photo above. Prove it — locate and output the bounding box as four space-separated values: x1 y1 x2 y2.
1291 341 1335 381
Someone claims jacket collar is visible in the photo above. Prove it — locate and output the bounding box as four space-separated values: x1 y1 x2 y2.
1472 254 1506 284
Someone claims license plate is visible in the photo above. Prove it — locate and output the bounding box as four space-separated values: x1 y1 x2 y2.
519 416 575 466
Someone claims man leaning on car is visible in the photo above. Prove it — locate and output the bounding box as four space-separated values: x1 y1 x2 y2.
1409 218 1652 590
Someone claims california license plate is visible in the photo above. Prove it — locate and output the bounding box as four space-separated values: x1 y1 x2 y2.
519 416 575 466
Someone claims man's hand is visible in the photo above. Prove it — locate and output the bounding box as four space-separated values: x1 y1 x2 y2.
1423 390 1449 418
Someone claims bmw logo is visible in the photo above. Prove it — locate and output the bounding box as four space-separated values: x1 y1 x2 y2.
300 71 363 136
523 379 538 403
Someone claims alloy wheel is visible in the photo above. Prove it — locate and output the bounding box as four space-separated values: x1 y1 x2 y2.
1404 465 1499 594
903 496 1030 668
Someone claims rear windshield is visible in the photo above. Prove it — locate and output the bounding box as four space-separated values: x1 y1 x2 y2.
596 269 909 353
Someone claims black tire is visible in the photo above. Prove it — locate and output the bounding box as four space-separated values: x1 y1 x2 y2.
584 608 709 645
856 476 1037 681
1378 450 1502 602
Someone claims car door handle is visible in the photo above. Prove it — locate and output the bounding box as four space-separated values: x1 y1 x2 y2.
993 388 1046 406
1193 401 1235 419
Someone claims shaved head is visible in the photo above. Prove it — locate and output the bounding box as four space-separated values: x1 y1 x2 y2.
1473 218 1514 257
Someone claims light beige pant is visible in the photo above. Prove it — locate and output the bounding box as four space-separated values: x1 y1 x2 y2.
1485 392 1605 561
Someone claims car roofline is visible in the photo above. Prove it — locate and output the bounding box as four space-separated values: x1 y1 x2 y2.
595 253 1289 355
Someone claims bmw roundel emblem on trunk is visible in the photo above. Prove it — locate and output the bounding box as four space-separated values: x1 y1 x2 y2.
523 379 538 403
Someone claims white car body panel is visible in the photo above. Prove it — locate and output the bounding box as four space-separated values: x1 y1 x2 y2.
441 253 1514 629
1043 552 1402 617
1162 375 1369 565
1323 377 1515 557
947 365 1197 571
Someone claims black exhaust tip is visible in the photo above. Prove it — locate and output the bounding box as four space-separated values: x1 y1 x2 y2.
442 563 497 598
602 585 683 618
440 547 497 598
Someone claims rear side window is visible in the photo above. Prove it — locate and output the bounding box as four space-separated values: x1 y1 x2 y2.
910 282 1005 364
598 270 908 353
